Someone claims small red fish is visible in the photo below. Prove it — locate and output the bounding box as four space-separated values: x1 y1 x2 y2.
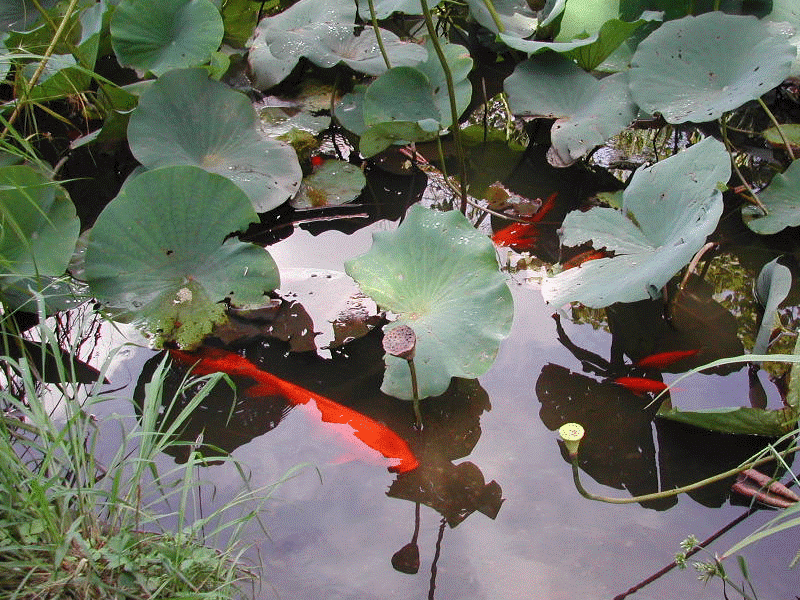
613 376 669 395
170 347 419 474
635 349 700 369
492 192 557 250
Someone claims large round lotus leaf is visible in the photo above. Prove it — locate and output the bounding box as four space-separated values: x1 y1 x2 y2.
345 205 514 400
629 12 795 124
127 69 301 213
248 0 425 88
110 0 224 77
84 166 279 349
505 53 636 166
542 137 730 308
742 159 800 234
0 165 79 281
355 0 443 18
0 0 57 32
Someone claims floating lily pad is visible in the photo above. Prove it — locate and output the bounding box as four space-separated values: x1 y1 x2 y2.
292 159 366 208
657 405 798 437
629 12 796 124
762 123 800 150
0 165 80 284
345 205 513 400
127 68 301 212
542 137 730 308
110 0 224 77
742 159 800 234
505 52 636 166
248 0 426 89
84 166 279 349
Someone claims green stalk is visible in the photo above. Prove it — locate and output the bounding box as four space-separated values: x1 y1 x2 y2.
419 0 469 213
1 0 83 140
719 115 769 215
481 0 505 33
757 97 796 161
570 444 800 505
407 357 422 429
367 0 392 70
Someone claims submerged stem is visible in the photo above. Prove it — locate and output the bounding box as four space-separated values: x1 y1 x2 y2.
418 0 469 213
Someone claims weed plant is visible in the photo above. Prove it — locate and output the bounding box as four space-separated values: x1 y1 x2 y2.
0 303 289 600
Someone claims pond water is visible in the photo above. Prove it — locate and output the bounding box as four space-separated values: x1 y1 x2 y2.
85 213 800 600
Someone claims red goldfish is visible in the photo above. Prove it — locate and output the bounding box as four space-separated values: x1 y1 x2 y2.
170 347 419 474
613 376 669 395
492 192 557 250
635 349 700 369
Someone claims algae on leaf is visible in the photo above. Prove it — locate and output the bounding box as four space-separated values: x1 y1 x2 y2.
345 205 513 400
542 137 730 308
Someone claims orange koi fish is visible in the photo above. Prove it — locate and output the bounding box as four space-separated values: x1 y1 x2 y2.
613 376 669 395
492 192 557 250
170 347 419 474
635 349 700 369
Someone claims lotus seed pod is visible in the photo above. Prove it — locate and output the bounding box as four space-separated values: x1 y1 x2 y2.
382 325 416 360
558 422 585 458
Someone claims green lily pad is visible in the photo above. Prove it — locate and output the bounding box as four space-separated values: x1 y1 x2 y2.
127 68 301 212
0 0 57 33
505 52 636 166
762 123 800 150
0 165 80 283
291 159 366 208
345 205 514 400
753 257 792 356
414 38 473 130
465 0 565 38
629 12 796 124
84 166 279 349
110 0 224 77
563 15 660 71
765 0 800 78
542 137 730 308
247 0 426 89
742 159 800 234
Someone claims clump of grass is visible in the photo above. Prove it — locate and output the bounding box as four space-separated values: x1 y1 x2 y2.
0 305 292 600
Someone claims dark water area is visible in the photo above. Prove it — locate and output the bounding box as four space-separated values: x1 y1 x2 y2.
89 217 800 600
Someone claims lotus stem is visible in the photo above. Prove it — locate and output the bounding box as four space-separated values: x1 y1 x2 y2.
2 0 82 140
407 357 422 429
481 0 505 33
757 97 796 161
561 423 800 505
367 0 392 70
418 0 469 214
719 116 769 215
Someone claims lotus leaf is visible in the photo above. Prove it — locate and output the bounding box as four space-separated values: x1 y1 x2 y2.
753 257 792 356
414 39 473 130
629 12 796 124
505 53 636 166
742 159 800 234
657 406 798 437
765 0 800 78
0 0 57 32
84 166 279 349
762 123 800 150
355 0 443 19
465 0 565 38
345 205 513 400
248 0 426 89
21 54 91 101
110 0 224 77
542 137 730 308
556 0 619 41
291 159 366 208
563 15 660 71
0 165 79 284
127 68 301 213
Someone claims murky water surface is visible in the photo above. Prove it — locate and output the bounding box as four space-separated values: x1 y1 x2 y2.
89 214 800 600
